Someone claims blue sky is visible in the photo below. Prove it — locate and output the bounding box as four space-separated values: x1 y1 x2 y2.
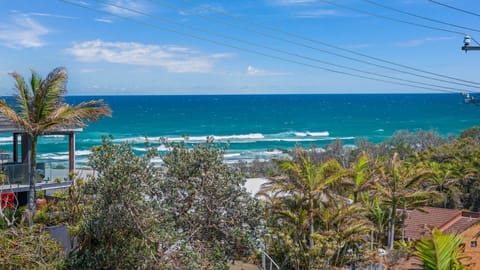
0 0 479 95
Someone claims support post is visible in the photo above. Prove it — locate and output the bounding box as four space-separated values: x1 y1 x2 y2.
21 134 29 164
13 133 18 163
68 132 75 181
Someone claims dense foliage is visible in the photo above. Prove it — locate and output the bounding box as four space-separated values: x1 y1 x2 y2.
257 129 480 269
0 226 65 269
68 137 261 269
160 138 262 268
2 127 480 269
69 138 167 269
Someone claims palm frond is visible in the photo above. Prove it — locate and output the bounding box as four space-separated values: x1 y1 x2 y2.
415 228 470 270
10 71 31 120
0 100 31 131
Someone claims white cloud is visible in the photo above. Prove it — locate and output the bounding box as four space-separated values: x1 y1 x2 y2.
395 36 455 47
295 9 339 18
66 40 232 73
27 12 78 20
178 4 225 16
0 15 49 48
247 65 287 76
79 68 103 73
272 0 317 5
95 18 113 23
102 0 148 17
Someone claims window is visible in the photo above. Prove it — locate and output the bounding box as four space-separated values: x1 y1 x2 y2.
471 241 477 248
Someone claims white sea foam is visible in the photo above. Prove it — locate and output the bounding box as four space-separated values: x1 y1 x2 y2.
39 153 69 160
102 132 339 145
43 135 65 139
163 133 265 142
75 150 92 156
267 138 320 142
131 145 171 152
0 137 12 142
224 153 241 158
56 150 92 156
267 149 285 155
294 131 329 137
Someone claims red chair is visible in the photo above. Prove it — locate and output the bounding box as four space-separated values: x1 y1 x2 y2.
0 192 15 208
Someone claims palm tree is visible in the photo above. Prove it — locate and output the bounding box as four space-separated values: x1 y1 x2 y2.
423 161 462 208
259 148 346 269
342 151 376 203
0 67 111 221
319 202 372 268
378 153 433 249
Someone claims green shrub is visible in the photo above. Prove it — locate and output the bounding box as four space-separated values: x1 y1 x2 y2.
0 226 65 269
34 207 51 225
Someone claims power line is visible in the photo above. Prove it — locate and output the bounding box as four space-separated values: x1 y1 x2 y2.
98 0 465 92
429 0 480 18
102 0 473 92
362 0 480 33
316 0 464 35
151 0 479 90
57 0 462 93
177 0 480 87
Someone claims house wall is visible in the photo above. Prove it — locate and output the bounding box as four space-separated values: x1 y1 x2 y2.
461 224 480 269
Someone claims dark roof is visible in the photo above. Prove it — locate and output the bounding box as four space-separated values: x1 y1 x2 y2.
0 113 82 134
404 207 480 240
0 113 22 132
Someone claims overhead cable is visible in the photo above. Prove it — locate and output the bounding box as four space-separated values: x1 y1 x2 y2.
92 0 466 92
177 0 480 87
362 0 480 33
429 0 480 18
57 0 463 93
152 0 479 89
316 0 464 35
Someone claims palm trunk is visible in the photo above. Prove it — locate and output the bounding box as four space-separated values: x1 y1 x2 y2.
388 205 396 250
309 197 314 270
27 135 37 227
401 202 406 240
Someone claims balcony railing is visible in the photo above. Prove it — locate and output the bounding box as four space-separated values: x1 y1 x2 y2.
0 161 70 188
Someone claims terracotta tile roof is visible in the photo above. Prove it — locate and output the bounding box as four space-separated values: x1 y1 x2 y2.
444 215 480 234
404 207 461 240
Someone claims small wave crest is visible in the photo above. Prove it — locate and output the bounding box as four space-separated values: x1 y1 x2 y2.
293 131 330 137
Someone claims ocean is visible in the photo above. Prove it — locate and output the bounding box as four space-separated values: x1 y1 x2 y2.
1 94 479 167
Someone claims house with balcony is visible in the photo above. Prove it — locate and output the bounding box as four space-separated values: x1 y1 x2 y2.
0 113 80 205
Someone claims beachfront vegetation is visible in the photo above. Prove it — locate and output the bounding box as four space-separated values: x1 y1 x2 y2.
256 129 475 269
68 137 261 269
1 128 480 269
0 67 111 225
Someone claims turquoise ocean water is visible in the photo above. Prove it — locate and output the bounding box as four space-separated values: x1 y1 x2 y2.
1 94 479 167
